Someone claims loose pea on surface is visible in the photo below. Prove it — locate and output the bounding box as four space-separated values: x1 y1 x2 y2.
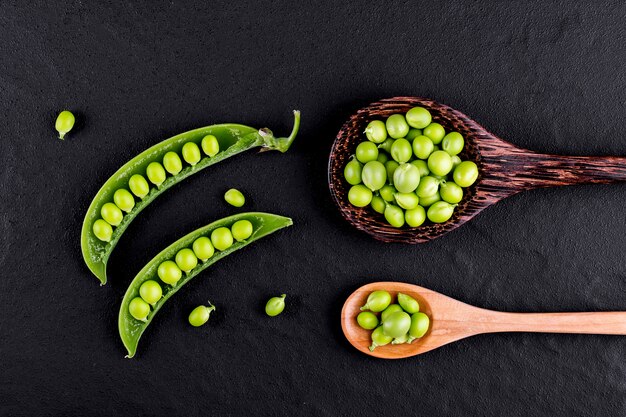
231 219 253 241
453 161 479 187
344 159 363 185
428 150 453 177
361 161 387 191
440 182 464 204
393 163 420 193
369 326 393 351
92 219 113 242
385 114 410 139
175 248 198 273
188 302 216 327
360 290 391 312
390 138 413 163
211 227 234 251
163 151 183 175
442 132 464 156
357 311 379 330
405 107 432 129
55 110 75 140
370 195 386 214
405 205 426 227
348 184 373 207
128 174 150 198
139 280 163 305
427 201 456 223
224 188 245 207
101 202 124 226
129 297 151 321
157 260 183 285
365 120 387 143
423 123 446 144
355 141 379 163
113 189 135 213
146 162 166 186
384 204 405 228
182 142 202 166
192 236 214 261
201 135 220 157
397 293 420 314
265 294 286 317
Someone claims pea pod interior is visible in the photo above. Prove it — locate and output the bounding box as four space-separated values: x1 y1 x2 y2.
81 111 300 284
118 212 293 358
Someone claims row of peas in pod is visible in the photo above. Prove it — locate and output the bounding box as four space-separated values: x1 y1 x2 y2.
128 220 253 321
343 107 479 228
357 290 430 351
92 135 221 242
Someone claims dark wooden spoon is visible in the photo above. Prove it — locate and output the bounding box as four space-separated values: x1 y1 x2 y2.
342 282 626 359
328 97 626 243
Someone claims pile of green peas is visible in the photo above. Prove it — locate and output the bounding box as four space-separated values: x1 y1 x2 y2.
92 135 222 242
343 106 479 227
357 290 431 351
127 219 254 321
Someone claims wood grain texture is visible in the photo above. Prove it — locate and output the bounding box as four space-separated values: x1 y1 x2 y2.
341 282 626 359
328 97 626 243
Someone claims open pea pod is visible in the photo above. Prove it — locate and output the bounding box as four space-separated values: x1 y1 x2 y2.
81 111 300 284
119 212 292 358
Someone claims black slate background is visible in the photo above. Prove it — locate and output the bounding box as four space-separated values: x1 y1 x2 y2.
2 1 626 416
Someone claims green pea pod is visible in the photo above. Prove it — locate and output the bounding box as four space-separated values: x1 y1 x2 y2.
81 111 300 284
119 212 292 358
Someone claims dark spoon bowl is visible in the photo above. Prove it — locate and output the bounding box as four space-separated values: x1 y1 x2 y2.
328 97 626 243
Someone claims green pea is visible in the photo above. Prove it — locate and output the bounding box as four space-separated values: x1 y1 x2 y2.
146 162 166 186
139 280 163 306
442 132 464 156
405 107 432 129
453 161 479 187
394 192 419 210
101 202 123 226
382 311 411 338
381 304 403 322
365 120 387 143
405 128 422 141
192 236 214 261
231 219 253 241
376 152 389 164
423 123 446 144
397 293 420 314
440 182 464 204
265 294 286 317
405 206 426 227
157 260 182 285
370 195 386 214
182 142 202 166
224 188 245 207
378 138 394 153
188 302 216 327
344 159 363 185
175 248 198 273
369 326 393 351
360 290 391 312
412 135 434 160
361 161 387 191
55 110 75 140
393 163 420 193
428 150 453 176
385 114 409 139
384 204 405 228
348 185 372 207
357 311 379 330
113 189 135 213
385 160 399 183
411 160 430 177
128 174 150 198
408 312 430 341
419 192 441 207
355 141 378 163
211 227 233 251
416 176 440 198
379 184 396 202
163 151 183 175
427 201 456 223
92 219 113 242
451 155 462 168
390 138 412 163
129 297 151 321
201 135 220 157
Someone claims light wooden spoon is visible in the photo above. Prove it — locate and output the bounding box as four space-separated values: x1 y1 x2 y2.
342 282 626 359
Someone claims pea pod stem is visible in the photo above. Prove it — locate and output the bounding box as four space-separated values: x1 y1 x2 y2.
81 111 300 285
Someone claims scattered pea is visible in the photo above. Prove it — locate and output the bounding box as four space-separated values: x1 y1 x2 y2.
192 236 214 261
231 219 253 241
188 302 216 327
211 227 234 251
92 219 113 242
163 151 183 175
139 280 163 306
129 297 151 321
265 294 286 317
224 188 245 207
182 142 202 166
113 189 135 213
101 202 124 226
157 260 182 285
201 135 220 157
55 110 75 140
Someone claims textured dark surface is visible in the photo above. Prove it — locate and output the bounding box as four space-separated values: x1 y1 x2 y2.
1 1 626 416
